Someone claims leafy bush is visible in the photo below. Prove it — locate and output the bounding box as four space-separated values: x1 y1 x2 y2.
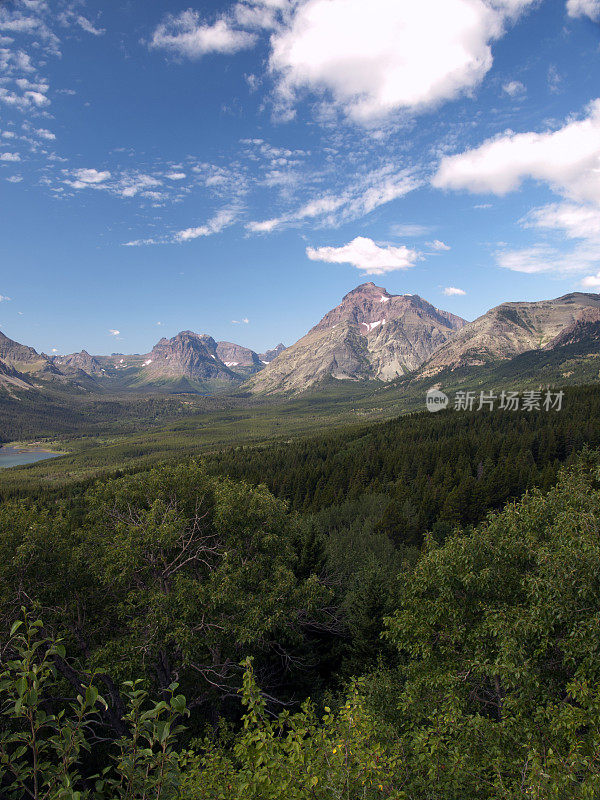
183 658 403 800
0 611 187 800
383 452 600 798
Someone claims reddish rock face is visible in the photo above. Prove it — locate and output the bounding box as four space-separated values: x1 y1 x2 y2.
144 332 238 382
312 282 465 336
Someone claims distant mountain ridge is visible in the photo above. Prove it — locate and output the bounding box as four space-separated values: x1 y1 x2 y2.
0 324 287 395
4 285 600 398
52 350 104 375
418 292 600 378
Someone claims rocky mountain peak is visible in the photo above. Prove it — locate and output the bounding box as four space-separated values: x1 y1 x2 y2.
52 349 104 375
246 284 467 394
312 283 464 336
342 282 389 301
216 341 261 368
143 330 237 385
0 329 43 364
259 343 287 363
419 292 600 378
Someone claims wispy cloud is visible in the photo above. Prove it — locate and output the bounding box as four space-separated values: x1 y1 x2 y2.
74 16 105 36
443 286 466 296
175 206 240 242
502 80 526 97
124 206 241 246
390 223 431 238
248 166 420 232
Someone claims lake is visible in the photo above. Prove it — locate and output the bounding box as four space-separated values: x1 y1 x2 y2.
0 446 60 469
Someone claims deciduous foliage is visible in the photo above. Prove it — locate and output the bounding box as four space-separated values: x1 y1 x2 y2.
0 464 336 727
2 432 600 797
383 451 600 798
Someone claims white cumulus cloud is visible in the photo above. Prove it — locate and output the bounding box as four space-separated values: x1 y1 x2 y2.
270 0 537 122
434 99 600 279
108 329 120 336
581 272 600 288
306 236 420 274
428 239 451 251
33 127 55 140
66 168 111 188
150 11 257 58
443 286 466 295
433 99 600 205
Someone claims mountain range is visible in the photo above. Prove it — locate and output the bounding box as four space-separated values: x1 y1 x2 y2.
0 327 287 395
2 283 600 397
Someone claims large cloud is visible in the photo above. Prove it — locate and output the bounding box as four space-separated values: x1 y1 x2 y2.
270 0 537 122
433 99 600 204
306 236 419 274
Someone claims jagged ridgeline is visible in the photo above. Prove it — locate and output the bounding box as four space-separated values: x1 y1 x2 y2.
0 328 287 395
2 284 600 398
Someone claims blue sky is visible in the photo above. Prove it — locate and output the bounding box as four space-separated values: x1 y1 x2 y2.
0 0 599 356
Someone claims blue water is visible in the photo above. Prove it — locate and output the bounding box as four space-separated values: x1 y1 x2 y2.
0 446 60 469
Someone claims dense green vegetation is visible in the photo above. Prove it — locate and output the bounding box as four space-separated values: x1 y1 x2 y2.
0 388 236 444
204 385 600 543
3 450 600 797
0 382 412 496
2 381 600 797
